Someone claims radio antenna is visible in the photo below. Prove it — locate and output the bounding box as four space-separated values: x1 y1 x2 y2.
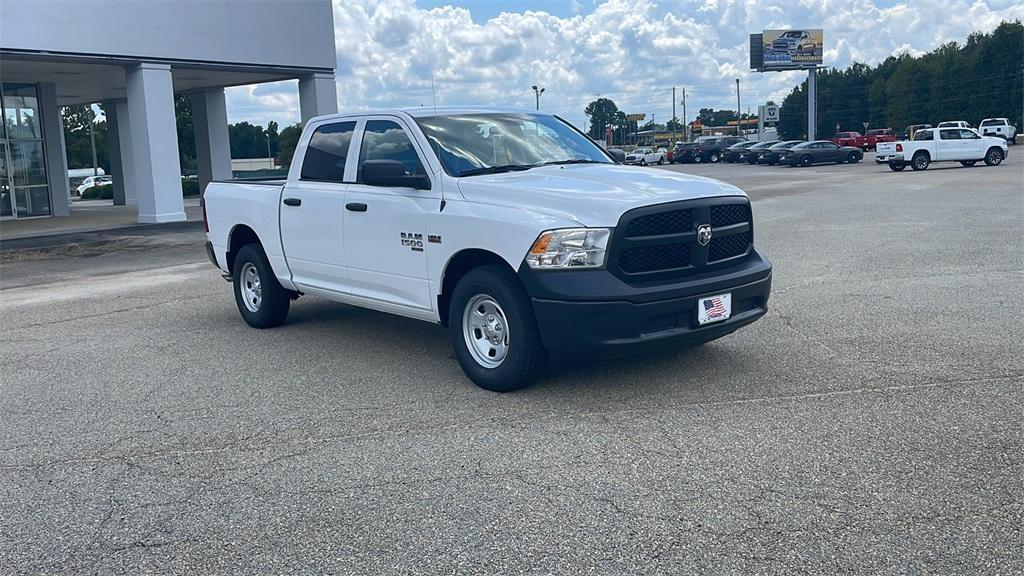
431 71 446 212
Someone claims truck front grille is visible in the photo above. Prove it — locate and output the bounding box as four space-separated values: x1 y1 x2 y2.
610 198 753 283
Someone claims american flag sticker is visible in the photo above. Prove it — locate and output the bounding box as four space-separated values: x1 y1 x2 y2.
698 293 732 325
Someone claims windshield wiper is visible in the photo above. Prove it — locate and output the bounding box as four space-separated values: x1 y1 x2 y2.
458 164 535 177
537 159 607 166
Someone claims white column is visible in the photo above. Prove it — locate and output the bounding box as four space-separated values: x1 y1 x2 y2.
125 63 185 223
105 100 128 205
190 88 232 194
38 83 71 217
298 72 338 124
807 68 816 141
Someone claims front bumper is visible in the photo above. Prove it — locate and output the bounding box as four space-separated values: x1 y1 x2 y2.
519 251 772 358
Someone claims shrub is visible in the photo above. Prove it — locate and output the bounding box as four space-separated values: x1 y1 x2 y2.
181 178 201 197
79 179 200 200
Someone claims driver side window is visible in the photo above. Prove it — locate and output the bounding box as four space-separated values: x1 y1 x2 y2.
958 129 979 140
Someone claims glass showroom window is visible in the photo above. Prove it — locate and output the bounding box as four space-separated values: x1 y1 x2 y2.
1 83 50 218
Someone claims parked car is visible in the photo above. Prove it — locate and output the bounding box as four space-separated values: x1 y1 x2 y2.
740 140 780 164
864 128 895 149
978 118 1017 144
76 175 112 196
694 136 746 163
722 141 758 163
624 147 666 165
757 140 804 165
670 142 699 163
778 141 864 166
876 127 1007 171
202 107 772 392
831 131 870 149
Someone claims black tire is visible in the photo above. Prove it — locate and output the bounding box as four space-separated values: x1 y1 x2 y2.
848 152 861 163
658 157 665 165
709 152 720 163
800 155 813 167
889 161 906 172
640 158 646 166
910 151 930 171
960 160 976 167
448 265 548 392
983 147 1004 166
232 243 290 329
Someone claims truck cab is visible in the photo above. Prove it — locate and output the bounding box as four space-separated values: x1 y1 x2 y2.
203 107 772 391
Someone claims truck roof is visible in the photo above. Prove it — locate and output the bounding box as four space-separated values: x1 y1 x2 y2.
311 106 552 123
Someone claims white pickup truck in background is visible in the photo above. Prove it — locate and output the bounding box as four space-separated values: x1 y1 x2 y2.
876 127 1008 171
978 118 1017 144
203 107 772 391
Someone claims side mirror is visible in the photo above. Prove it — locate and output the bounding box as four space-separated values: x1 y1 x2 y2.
607 149 626 163
361 159 430 190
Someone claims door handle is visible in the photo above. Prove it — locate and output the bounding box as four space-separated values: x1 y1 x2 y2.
283 198 301 207
346 203 367 212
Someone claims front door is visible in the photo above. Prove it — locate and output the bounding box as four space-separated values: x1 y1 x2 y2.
343 118 437 312
958 129 986 160
278 120 357 294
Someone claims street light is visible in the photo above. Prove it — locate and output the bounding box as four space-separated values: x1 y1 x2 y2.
531 85 545 110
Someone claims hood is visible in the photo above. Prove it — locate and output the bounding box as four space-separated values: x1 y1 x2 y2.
455 164 745 227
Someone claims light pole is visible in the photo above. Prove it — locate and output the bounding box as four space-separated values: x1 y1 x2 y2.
735 78 741 136
531 85 545 110
265 134 272 163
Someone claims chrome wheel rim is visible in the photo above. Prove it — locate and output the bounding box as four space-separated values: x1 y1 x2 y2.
988 150 1002 164
463 294 509 368
241 262 262 313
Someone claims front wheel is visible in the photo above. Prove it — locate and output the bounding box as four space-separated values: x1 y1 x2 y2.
232 244 290 328
709 152 720 163
984 147 1004 166
658 157 665 165
449 266 548 392
848 152 861 163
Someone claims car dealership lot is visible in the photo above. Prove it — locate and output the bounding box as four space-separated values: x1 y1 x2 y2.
1 155 1021 574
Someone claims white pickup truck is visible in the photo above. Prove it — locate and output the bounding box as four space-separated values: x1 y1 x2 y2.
876 127 1007 171
978 118 1017 144
203 107 772 391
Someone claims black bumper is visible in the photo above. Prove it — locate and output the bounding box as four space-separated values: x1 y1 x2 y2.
519 251 772 358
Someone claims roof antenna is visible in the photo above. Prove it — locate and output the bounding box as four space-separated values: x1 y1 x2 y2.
431 71 446 212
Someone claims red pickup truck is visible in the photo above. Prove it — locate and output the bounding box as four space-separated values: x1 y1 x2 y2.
831 131 870 149
863 128 895 149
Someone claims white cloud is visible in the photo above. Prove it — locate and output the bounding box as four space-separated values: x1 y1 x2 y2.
225 0 1024 129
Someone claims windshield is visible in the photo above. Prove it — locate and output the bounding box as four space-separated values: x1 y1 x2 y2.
415 113 612 177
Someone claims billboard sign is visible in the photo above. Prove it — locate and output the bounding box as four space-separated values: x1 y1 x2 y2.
761 29 823 70
626 113 646 122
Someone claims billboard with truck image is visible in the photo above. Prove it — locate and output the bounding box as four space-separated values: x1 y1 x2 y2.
762 29 823 70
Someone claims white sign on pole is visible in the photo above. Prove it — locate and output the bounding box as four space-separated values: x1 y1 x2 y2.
762 105 780 123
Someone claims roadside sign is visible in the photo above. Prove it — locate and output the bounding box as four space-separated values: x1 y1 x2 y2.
863 121 870 132
626 113 646 122
760 105 779 123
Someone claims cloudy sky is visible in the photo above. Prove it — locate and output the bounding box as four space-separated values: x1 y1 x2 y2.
224 0 1023 130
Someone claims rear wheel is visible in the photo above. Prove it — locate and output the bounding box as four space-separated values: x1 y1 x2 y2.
984 147 1004 166
232 244 290 329
960 160 977 167
888 161 906 172
449 266 547 392
910 152 930 171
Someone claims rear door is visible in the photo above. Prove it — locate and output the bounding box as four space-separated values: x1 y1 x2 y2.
343 117 438 312
279 120 357 294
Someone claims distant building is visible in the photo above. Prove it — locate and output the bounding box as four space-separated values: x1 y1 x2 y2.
0 0 337 222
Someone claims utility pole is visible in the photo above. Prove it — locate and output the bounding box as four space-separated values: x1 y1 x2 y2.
682 88 687 141
531 85 545 110
735 78 741 136
807 69 816 140
672 87 676 143
265 134 272 162
89 106 98 177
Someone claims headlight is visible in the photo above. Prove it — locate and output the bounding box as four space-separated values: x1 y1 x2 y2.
525 228 611 269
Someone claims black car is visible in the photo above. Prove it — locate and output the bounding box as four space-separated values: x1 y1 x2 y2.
778 141 864 166
757 140 805 165
740 140 780 164
670 142 699 163
722 141 758 163
694 135 746 163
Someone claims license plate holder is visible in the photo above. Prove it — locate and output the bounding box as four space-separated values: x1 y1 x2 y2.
697 293 732 325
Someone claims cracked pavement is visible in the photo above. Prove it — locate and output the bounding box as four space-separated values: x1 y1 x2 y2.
1 155 1021 574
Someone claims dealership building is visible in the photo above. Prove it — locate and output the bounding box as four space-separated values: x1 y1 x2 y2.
0 0 337 223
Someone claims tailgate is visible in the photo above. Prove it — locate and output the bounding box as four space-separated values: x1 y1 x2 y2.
876 142 897 156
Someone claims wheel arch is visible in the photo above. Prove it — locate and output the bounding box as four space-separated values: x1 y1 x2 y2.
226 224 264 273
437 249 517 327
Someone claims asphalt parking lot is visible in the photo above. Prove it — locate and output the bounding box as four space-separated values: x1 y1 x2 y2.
2 153 1022 574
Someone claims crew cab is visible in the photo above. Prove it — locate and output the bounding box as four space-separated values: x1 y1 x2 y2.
876 127 1007 171
203 107 772 392
864 128 895 149
624 147 666 165
978 118 1017 144
830 132 869 150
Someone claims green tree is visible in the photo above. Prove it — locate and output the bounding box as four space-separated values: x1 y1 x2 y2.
62 105 109 172
276 123 303 168
584 98 620 141
175 94 196 173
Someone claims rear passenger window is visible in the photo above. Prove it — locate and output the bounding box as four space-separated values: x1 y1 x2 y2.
300 121 356 182
357 120 427 183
